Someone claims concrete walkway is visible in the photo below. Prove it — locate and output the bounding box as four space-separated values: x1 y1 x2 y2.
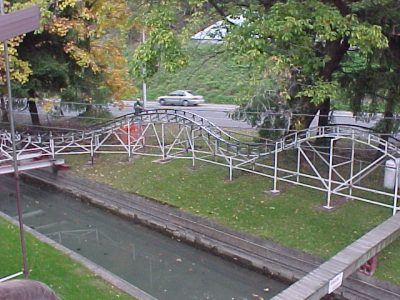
273 212 400 300
24 169 400 300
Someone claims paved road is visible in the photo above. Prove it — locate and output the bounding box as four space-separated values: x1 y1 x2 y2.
116 101 251 129
11 101 252 129
10 99 382 131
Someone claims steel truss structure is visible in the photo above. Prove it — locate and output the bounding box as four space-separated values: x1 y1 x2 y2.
1 109 399 214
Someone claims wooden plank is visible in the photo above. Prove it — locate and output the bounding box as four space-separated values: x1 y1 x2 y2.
0 6 40 41
0 158 64 175
272 212 400 300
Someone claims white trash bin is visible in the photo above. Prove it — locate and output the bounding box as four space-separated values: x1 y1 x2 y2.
384 158 400 189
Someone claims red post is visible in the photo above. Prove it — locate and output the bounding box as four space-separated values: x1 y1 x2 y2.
359 256 378 276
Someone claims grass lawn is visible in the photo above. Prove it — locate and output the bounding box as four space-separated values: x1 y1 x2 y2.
65 153 400 285
0 217 134 300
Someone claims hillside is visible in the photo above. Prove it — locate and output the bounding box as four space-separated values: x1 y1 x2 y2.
143 42 353 111
144 43 255 104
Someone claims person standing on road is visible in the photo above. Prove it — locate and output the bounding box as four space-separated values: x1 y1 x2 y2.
134 99 143 116
27 89 41 126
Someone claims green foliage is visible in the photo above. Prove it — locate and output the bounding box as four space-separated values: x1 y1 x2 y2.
60 87 78 103
130 0 393 134
298 80 339 105
224 0 387 105
336 0 400 117
11 82 29 98
23 52 70 95
130 3 189 79
2 0 135 109
232 86 290 139
373 118 400 134
77 107 113 124
58 67 111 110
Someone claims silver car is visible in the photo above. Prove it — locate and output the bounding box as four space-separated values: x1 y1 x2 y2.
157 90 204 106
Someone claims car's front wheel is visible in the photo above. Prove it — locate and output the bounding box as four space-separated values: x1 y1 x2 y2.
182 100 189 107
159 99 166 106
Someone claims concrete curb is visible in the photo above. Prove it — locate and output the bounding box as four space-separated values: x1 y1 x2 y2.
0 211 156 300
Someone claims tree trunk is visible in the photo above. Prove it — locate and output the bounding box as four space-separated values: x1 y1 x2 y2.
381 90 396 140
28 100 41 126
316 39 350 127
317 98 331 127
85 103 93 113
0 96 9 124
383 111 394 135
314 98 332 150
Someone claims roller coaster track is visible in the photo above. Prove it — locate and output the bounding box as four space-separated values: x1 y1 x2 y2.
1 108 400 214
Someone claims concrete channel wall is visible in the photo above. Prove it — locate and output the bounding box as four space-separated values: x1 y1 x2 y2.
0 211 156 300
21 170 400 300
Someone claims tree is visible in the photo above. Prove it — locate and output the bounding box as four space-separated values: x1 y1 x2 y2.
129 1 190 80
0 35 32 123
130 0 390 130
219 1 390 127
338 1 400 136
0 0 136 126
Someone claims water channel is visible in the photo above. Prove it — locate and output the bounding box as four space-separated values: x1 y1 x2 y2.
0 176 288 299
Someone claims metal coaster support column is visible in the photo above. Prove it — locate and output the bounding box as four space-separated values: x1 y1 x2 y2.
229 157 233 181
90 134 95 165
49 132 55 159
139 120 145 148
161 123 166 159
184 125 196 168
271 141 280 193
324 137 338 209
349 133 355 198
191 127 195 168
296 143 301 183
127 119 131 160
185 125 190 151
393 159 399 215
